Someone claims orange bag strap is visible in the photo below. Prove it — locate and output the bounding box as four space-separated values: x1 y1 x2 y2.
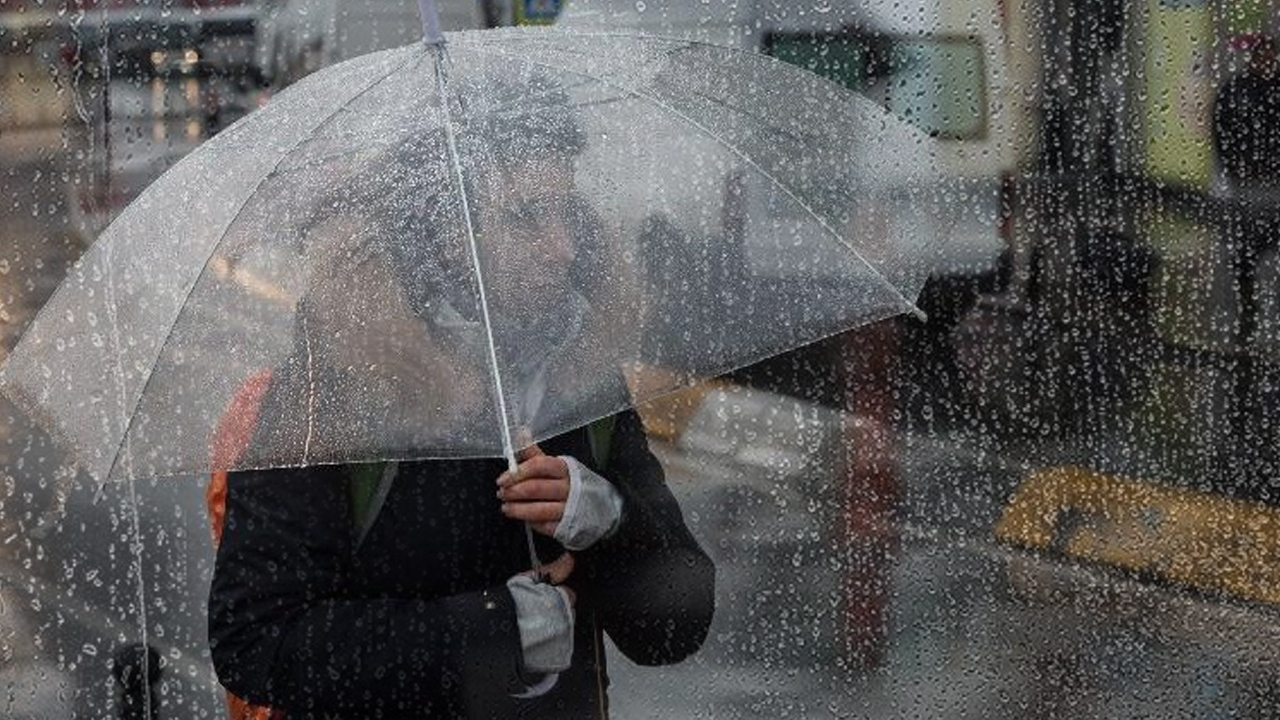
205 369 286 720
206 369 275 545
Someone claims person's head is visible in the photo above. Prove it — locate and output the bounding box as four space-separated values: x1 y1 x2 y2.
460 71 596 332
475 154 580 329
301 69 602 338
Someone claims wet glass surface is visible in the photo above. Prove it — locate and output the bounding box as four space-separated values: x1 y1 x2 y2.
4 0 1280 718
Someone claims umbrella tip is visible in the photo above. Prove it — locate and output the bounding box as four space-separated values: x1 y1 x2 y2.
908 304 929 323
418 0 445 45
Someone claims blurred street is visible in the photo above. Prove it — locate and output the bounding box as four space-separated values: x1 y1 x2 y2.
601 391 1280 720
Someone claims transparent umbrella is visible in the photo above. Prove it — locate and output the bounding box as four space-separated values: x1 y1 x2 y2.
0 1 943 489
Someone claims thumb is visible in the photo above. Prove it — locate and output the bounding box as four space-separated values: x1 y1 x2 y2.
516 443 545 463
515 426 542 463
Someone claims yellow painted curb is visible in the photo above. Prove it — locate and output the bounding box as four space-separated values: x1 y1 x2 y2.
995 466 1280 606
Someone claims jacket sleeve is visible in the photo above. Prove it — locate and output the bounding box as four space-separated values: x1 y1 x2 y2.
572 409 716 666
207 463 525 716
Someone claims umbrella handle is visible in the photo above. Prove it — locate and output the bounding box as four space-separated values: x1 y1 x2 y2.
417 0 444 45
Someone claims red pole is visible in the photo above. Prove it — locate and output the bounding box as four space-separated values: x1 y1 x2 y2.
835 319 900 671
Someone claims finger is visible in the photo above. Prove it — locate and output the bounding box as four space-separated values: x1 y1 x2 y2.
498 479 569 502
529 521 560 538
515 455 568 483
544 553 575 584
501 501 564 524
514 425 540 462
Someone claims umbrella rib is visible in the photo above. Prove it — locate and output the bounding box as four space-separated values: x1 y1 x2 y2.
101 52 420 482
462 42 923 318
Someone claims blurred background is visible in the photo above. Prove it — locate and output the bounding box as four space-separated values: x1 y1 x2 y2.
4 0 1280 718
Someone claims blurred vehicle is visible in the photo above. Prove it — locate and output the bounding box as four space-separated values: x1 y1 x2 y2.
558 0 1040 282
555 0 1042 448
58 0 263 79
57 0 269 246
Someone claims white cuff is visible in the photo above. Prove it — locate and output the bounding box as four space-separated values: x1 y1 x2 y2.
554 456 623 551
506 575 575 675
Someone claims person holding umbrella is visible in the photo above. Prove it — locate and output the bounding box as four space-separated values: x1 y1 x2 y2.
205 75 716 720
0 6 932 717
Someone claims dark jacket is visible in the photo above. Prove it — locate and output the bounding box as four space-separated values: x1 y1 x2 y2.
207 375 715 719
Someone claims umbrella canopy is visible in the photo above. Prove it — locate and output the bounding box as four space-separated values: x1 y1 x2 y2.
0 23 945 483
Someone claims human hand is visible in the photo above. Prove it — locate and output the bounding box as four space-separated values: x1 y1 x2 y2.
497 444 570 538
506 551 577 679
523 552 576 607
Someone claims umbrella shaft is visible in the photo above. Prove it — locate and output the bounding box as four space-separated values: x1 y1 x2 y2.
525 523 543 577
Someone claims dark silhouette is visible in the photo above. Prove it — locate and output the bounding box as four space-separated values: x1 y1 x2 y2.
1213 36 1280 190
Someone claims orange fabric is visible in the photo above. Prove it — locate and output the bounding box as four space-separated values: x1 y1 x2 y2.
224 694 285 720
205 368 278 719
206 368 274 544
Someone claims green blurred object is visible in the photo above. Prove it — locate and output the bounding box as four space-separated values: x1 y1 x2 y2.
1140 0 1215 187
515 0 561 25
349 462 385 529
